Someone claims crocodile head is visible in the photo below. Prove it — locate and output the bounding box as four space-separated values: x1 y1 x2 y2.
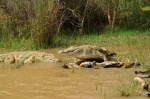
58 46 83 54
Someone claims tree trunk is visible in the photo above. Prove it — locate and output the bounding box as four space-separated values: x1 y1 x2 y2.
111 9 116 28
111 0 119 28
79 18 84 33
107 0 112 28
106 0 119 29
79 0 89 34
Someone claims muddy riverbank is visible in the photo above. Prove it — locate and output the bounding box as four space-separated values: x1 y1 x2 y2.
0 47 149 99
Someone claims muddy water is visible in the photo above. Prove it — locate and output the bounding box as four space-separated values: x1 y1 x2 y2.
0 49 149 99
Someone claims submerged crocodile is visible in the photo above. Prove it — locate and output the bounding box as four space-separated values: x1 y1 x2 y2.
0 51 60 64
134 69 150 97
58 45 138 69
135 69 150 74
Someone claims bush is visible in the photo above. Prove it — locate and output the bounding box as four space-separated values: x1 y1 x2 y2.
0 0 63 49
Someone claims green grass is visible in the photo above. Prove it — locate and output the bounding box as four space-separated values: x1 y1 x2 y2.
0 29 149 50
0 37 35 50
53 30 150 47
116 81 141 96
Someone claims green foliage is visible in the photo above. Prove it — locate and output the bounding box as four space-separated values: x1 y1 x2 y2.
122 0 150 30
30 0 55 49
0 0 149 49
52 29 150 47
142 6 150 11
0 0 60 49
117 81 141 96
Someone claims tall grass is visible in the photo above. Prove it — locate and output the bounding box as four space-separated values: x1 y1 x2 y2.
0 0 62 49
53 30 150 47
116 81 141 96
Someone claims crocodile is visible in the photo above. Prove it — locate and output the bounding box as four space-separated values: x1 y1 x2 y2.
58 45 116 62
58 45 139 69
0 51 60 64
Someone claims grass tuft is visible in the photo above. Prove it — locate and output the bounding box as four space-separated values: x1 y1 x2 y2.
117 81 141 96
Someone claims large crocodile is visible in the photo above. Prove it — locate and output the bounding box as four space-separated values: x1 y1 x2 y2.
0 51 60 64
58 45 116 62
58 45 138 69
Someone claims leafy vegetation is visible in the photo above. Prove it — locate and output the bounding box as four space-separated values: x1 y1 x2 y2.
117 81 141 96
0 0 149 49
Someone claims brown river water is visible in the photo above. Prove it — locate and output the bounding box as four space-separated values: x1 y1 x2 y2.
0 48 149 99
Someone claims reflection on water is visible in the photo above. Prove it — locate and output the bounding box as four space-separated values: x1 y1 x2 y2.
0 62 148 99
